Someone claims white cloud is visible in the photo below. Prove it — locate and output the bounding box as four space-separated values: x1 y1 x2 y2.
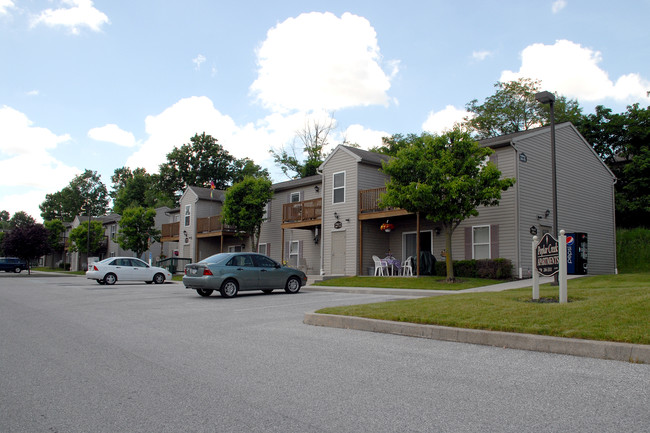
26 89 39 96
0 106 80 221
31 0 109 34
341 124 389 150
250 11 397 113
0 0 15 15
422 105 473 135
501 40 650 103
472 50 493 62
193 54 206 70
88 124 137 148
552 0 567 13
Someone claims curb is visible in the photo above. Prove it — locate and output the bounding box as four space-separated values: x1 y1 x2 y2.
304 312 650 364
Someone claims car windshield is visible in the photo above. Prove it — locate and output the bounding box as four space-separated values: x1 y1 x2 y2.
199 253 232 265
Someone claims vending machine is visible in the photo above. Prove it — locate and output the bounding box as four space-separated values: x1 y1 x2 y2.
566 232 588 275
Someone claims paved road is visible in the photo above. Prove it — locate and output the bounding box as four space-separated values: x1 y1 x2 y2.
1 274 648 432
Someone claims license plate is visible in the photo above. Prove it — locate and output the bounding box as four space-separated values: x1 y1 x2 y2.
191 268 198 275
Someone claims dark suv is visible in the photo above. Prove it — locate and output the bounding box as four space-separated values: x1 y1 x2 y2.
0 257 28 273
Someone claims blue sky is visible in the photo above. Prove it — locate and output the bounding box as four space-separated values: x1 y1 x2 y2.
1 0 649 221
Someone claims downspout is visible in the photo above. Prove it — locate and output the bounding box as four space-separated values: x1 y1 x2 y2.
317 166 325 275
510 141 522 279
612 177 618 274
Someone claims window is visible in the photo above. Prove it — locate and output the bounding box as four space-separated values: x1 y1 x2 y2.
228 245 243 253
227 255 253 267
184 205 191 227
258 243 268 256
110 224 117 239
333 172 345 204
253 255 277 268
402 231 433 261
289 240 299 267
290 192 301 203
473 226 490 259
264 202 271 222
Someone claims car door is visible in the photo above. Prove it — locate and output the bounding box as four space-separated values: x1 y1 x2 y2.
226 254 258 290
253 255 286 289
129 258 153 282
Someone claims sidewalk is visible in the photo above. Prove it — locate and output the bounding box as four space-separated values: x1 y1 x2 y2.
302 275 650 364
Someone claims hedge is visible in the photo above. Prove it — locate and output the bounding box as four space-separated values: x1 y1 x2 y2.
434 258 513 280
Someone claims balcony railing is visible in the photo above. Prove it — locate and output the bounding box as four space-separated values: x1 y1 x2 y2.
196 215 237 234
161 222 180 238
359 187 407 214
282 198 322 223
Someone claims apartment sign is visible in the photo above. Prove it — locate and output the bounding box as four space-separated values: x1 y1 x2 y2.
536 233 559 276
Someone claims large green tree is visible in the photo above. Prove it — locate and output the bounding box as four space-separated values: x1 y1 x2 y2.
8 211 36 228
222 177 273 252
110 167 172 214
157 132 267 205
380 130 516 282
115 207 161 258
39 169 109 221
68 220 105 256
466 78 582 139
270 118 333 179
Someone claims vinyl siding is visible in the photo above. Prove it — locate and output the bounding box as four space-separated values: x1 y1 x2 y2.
515 124 616 275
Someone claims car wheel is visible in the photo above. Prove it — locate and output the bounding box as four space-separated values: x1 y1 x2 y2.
261 289 273 294
14 267 22 273
97 280 105 285
145 281 153 284
104 273 117 285
284 276 301 294
220 279 239 298
196 289 213 297
153 273 165 284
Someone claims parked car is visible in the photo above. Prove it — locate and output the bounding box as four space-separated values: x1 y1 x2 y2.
183 252 308 298
0 257 28 273
86 257 172 285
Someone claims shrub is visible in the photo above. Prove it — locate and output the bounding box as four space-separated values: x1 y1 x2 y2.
434 258 513 279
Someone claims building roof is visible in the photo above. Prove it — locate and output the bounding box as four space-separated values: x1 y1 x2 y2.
272 174 322 192
477 122 573 148
186 186 226 202
340 145 390 166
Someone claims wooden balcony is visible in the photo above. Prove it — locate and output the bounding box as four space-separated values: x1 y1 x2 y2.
161 222 180 242
196 215 237 238
282 198 322 229
358 187 411 220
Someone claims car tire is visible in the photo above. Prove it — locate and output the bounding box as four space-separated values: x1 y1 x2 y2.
196 289 213 297
104 273 117 285
145 281 153 284
262 289 273 294
14 267 22 273
153 273 165 284
220 279 239 298
284 276 301 294
97 280 105 285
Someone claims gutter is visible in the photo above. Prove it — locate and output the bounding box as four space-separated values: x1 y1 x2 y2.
510 140 522 278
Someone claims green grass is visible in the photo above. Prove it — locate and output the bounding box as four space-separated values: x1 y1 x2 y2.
617 228 650 273
313 276 503 291
316 273 650 344
172 274 183 282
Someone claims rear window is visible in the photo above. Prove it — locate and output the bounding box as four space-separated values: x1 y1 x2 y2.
200 253 231 265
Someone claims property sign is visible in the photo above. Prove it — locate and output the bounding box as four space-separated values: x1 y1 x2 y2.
536 233 559 276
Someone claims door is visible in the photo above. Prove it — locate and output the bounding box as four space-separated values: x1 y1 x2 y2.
331 231 346 275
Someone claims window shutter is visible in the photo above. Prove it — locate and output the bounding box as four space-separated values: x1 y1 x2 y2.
464 227 472 259
299 240 304 258
490 224 499 258
285 242 290 261
489 152 498 167
267 243 271 257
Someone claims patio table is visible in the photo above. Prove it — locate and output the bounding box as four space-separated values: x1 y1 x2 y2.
384 256 401 275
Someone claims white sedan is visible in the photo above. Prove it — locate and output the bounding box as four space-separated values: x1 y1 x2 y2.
86 257 172 285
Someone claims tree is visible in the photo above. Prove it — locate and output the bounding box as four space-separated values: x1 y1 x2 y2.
380 130 516 282
39 169 109 221
466 78 582 139
370 133 419 157
270 118 334 179
157 132 263 205
221 177 273 252
115 207 161 258
68 221 105 256
110 167 172 214
44 219 66 252
0 210 9 227
2 223 51 274
9 211 36 228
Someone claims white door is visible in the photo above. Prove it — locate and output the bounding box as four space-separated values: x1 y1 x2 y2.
331 231 346 275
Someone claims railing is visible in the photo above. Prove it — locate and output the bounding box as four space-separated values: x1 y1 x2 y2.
161 222 180 238
359 187 404 214
196 215 237 234
282 198 322 223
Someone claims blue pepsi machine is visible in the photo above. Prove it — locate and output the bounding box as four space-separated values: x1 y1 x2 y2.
565 232 588 275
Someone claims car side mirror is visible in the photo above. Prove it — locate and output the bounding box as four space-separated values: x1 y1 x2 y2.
276 264 282 269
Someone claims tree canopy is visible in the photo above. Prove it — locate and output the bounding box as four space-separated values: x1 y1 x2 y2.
270 118 333 179
110 167 171 214
2 223 51 273
68 220 105 256
221 176 273 252
380 130 515 282
39 169 109 221
116 207 161 258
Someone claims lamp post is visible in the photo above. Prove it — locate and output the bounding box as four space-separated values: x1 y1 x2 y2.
535 90 558 284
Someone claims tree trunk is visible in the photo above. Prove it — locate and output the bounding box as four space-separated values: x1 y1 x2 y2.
445 226 455 283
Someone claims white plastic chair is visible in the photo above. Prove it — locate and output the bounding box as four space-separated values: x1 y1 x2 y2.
401 256 413 276
372 255 388 276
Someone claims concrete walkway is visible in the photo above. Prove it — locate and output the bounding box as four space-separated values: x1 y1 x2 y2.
302 276 650 364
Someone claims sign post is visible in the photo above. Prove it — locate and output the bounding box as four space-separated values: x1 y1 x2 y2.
531 236 539 300
533 231 568 303
558 230 567 303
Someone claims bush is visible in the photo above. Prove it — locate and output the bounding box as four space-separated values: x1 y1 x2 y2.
617 228 650 273
434 258 513 279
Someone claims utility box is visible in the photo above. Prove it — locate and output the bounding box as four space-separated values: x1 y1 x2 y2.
566 232 588 275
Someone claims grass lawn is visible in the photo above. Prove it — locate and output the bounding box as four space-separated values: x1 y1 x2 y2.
316 273 650 344
313 276 504 291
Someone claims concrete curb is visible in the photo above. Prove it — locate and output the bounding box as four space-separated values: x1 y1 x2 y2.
304 312 650 364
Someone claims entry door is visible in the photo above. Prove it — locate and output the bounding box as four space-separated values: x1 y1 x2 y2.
331 231 346 275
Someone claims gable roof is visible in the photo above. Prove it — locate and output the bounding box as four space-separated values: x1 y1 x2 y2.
186 186 226 202
272 174 322 192
320 144 389 170
478 122 572 148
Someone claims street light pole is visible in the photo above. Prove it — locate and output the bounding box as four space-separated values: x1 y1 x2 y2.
535 90 559 284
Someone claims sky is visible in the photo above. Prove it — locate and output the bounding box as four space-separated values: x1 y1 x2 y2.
1 0 649 222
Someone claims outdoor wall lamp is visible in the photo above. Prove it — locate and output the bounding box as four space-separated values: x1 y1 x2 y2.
334 212 339 220
314 185 320 192
435 227 441 235
183 230 187 236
